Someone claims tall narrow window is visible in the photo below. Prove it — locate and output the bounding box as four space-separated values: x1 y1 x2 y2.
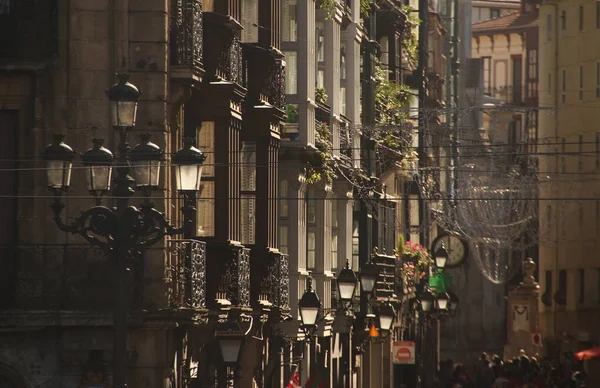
579 5 584 31
544 270 553 305
197 122 215 237
284 51 297 94
280 180 288 218
579 65 584 101
331 201 339 269
307 188 317 269
562 69 566 104
282 0 297 42
482 56 492 95
280 225 289 254
547 13 552 41
561 137 566 173
352 220 360 271
557 269 567 305
548 72 552 96
597 1 600 29
240 142 256 245
561 10 567 34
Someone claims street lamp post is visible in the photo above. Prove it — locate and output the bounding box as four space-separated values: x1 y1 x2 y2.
42 73 205 388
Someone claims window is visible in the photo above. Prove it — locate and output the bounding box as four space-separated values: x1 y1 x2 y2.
280 180 288 218
579 65 584 101
241 0 258 43
282 0 297 42
284 51 297 94
561 10 566 34
547 72 552 96
307 232 316 269
597 1 600 29
579 269 585 303
547 13 552 41
351 220 359 271
331 201 339 269
240 142 256 245
579 5 584 31
482 56 492 95
597 268 600 304
561 69 566 104
197 122 215 237
307 188 317 269
280 225 288 254
544 270 553 305
557 269 567 305
527 50 538 100
490 8 500 19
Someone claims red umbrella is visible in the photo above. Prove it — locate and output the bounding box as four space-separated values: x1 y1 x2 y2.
574 346 600 361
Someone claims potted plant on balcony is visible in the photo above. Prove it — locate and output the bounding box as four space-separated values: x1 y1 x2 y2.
305 121 336 184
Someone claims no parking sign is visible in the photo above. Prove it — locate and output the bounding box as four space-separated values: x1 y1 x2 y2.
392 341 416 365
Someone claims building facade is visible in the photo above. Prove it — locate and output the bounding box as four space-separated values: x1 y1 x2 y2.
538 0 600 379
472 0 521 23
0 0 289 386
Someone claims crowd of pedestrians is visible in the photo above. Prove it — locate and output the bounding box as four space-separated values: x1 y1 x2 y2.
435 351 587 388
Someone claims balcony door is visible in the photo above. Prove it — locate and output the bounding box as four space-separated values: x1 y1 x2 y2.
512 55 523 103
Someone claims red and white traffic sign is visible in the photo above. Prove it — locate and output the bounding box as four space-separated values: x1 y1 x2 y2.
392 341 416 365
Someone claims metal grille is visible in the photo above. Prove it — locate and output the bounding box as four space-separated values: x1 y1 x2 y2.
167 239 206 309
170 0 203 75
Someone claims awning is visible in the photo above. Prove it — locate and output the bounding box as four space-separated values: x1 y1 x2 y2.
574 346 600 361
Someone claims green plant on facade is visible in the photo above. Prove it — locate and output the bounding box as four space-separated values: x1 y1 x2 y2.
374 60 414 164
320 0 371 20
315 87 328 105
305 121 336 184
286 104 298 123
400 5 420 68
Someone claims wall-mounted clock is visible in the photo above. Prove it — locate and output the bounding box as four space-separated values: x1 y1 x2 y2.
431 234 469 268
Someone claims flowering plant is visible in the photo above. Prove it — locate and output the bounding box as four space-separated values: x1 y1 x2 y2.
397 240 433 274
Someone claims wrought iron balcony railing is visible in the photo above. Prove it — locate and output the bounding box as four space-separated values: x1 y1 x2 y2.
216 36 244 86
261 59 286 110
166 239 206 310
205 242 251 308
0 0 58 65
267 252 290 310
169 0 203 79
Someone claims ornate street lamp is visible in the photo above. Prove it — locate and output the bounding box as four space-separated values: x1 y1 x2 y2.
44 75 203 388
173 138 206 192
299 278 321 328
216 320 245 367
436 292 450 311
434 243 449 269
129 134 163 189
107 73 141 128
377 302 396 332
359 258 379 294
419 288 435 312
43 134 75 191
337 259 358 304
82 139 114 193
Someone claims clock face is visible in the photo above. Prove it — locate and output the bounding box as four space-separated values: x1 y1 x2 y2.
431 234 469 268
